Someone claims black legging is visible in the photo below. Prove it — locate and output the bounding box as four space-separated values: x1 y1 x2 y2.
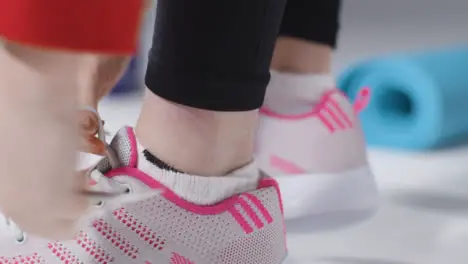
145 0 341 112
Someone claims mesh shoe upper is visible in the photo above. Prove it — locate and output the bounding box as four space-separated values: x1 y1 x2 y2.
256 89 369 176
0 127 287 264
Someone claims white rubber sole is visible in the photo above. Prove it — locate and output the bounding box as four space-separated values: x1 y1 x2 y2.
276 166 379 228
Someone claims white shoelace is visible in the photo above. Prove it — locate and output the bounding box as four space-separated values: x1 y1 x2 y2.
0 214 25 243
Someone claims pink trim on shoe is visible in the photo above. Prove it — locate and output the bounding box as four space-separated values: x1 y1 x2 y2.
260 89 343 120
228 193 277 234
353 86 371 114
0 253 45 264
329 99 353 127
258 177 287 250
258 178 283 214
244 193 273 223
92 219 139 259
112 208 166 250
270 155 306 174
170 252 195 264
259 87 371 133
75 231 114 264
228 205 254 234
105 168 280 216
260 88 370 120
238 197 265 229
125 126 138 167
317 112 336 131
48 242 81 263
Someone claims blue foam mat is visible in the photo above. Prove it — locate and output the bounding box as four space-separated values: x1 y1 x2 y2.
338 46 468 150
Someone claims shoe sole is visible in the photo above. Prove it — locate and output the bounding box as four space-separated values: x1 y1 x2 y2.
276 166 379 228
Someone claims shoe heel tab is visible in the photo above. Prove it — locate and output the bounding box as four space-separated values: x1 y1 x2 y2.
352 87 371 114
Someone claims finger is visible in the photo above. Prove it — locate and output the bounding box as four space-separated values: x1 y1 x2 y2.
50 171 92 219
77 110 100 136
80 136 106 155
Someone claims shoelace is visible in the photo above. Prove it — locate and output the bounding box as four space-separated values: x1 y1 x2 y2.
0 214 25 243
1 107 123 244
87 169 133 205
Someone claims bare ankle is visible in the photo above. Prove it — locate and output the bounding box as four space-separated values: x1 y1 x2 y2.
271 37 332 74
136 91 257 176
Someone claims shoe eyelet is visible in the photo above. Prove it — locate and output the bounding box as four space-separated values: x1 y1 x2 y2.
124 186 132 194
15 233 27 244
95 200 105 207
121 183 132 194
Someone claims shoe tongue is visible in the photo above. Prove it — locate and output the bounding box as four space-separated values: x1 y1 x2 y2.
95 126 139 173
108 126 139 168
95 127 160 193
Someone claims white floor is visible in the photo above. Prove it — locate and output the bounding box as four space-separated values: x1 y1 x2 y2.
101 1 468 263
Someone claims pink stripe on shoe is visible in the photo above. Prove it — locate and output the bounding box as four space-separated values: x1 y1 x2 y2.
48 242 81 264
0 253 46 264
125 126 138 167
170 253 195 264
106 167 278 215
75 231 114 263
230 194 273 233
270 155 306 174
324 104 346 129
259 89 351 133
258 178 287 250
260 88 371 133
259 89 341 120
328 99 353 128
228 205 253 234
92 219 139 259
243 193 273 224
113 208 166 250
317 112 336 132
238 197 264 229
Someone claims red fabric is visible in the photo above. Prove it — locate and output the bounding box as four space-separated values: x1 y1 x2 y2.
0 0 143 54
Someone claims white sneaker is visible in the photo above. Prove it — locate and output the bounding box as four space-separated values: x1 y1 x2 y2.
0 127 287 264
256 86 379 224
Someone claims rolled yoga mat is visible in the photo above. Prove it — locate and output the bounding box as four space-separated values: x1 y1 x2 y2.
338 46 468 150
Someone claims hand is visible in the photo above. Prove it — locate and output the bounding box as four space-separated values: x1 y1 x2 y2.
78 109 107 155
77 55 131 154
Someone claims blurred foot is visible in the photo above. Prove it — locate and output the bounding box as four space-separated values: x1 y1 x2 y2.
256 71 378 226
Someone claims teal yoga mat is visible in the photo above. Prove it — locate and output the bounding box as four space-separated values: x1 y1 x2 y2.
339 46 468 150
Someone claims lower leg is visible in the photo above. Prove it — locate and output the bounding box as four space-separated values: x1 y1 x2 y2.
264 0 341 111
271 37 332 74
272 0 341 74
266 37 335 108
137 95 258 176
136 0 286 177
